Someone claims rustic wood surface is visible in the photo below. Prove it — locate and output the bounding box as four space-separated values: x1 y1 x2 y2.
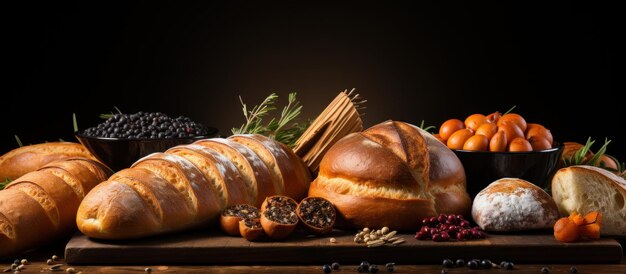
63 229 623 265
2 244 626 274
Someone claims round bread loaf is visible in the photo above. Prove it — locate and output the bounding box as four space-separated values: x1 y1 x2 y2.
472 178 560 231
308 120 471 231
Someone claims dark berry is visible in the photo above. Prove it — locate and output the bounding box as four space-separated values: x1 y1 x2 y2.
570 266 578 273
385 262 395 272
369 264 379 273
415 231 428 240
541 266 550 274
443 259 454 268
504 262 515 270
331 262 340 270
467 260 479 269
480 259 493 269
322 264 332 273
455 259 465 267
358 261 370 272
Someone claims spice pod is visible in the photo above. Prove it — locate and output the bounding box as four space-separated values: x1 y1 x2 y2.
220 204 260 236
239 218 264 241
260 195 299 240
296 196 336 235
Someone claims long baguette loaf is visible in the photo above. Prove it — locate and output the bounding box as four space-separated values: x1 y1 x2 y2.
0 158 111 257
0 142 98 180
551 165 626 236
77 134 312 239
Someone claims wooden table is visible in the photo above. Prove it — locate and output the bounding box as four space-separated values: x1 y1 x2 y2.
3 239 626 274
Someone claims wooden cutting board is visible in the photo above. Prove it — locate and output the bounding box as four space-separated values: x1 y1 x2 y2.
65 229 623 265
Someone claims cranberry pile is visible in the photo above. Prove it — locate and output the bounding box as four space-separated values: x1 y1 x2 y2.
415 214 485 241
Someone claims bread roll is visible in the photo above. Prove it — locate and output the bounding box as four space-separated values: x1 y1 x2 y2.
0 158 111 257
552 165 626 235
472 178 559 231
76 135 311 239
308 120 471 231
0 142 97 180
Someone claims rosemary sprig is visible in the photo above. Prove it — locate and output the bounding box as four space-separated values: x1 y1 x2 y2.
232 92 307 148
73 113 79 133
14 135 23 147
418 120 436 133
0 178 10 190
100 106 123 119
564 137 626 179
503 105 517 115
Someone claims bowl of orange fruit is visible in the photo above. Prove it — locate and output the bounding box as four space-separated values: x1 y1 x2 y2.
436 110 564 198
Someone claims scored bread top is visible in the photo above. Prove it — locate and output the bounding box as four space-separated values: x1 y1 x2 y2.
229 134 311 201
133 153 223 220
194 138 276 207
0 142 97 180
168 144 251 206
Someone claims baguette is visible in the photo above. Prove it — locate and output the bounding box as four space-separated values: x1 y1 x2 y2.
552 165 626 235
76 135 311 239
0 158 111 257
0 142 98 180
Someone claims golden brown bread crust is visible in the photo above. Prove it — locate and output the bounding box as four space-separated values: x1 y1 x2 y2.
0 142 97 180
0 189 56 256
308 121 471 231
0 157 110 257
76 135 311 240
229 134 311 201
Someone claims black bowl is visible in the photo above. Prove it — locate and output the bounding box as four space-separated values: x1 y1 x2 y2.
453 144 564 199
75 128 219 172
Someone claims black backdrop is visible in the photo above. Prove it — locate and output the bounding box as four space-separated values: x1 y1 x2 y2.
4 1 624 160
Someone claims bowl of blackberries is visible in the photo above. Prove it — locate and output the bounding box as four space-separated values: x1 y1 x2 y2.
76 111 219 171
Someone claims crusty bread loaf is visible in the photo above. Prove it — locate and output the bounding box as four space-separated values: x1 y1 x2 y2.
308 120 471 231
76 135 311 239
552 165 626 236
0 142 98 180
472 178 560 231
0 158 111 257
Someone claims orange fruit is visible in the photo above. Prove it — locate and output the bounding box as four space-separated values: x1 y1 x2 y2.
475 123 498 140
508 137 533 152
439 119 465 141
489 131 507 152
433 133 445 144
528 136 552 151
497 113 527 132
486 111 502 124
463 134 488 151
554 217 580 243
525 123 553 145
464 114 488 131
498 122 525 143
447 129 474 150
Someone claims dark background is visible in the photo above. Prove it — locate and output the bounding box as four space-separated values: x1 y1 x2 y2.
3 1 624 160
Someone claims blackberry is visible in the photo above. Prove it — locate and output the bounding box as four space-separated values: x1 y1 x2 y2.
82 112 211 139
322 264 332 273
442 259 454 268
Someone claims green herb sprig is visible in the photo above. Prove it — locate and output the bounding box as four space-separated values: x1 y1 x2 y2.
0 178 10 190
232 92 308 148
564 137 626 179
